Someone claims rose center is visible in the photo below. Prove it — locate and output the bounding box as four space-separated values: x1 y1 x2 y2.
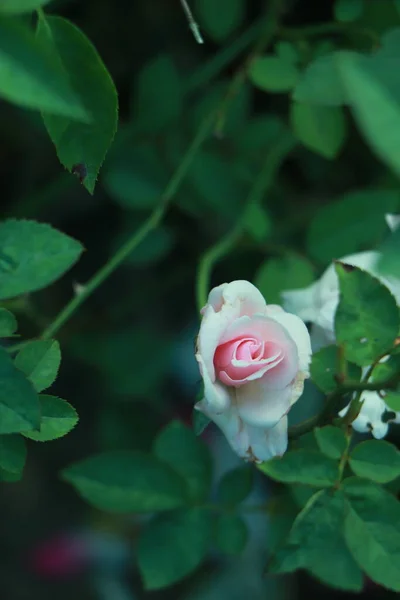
214 336 284 386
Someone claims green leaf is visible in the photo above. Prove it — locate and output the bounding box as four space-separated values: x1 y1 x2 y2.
188 151 245 216
334 263 400 366
334 0 364 22
249 55 299 93
103 145 168 210
217 466 254 505
0 434 26 474
259 449 339 487
255 255 315 305
269 489 363 591
0 219 83 300
153 420 212 502
0 467 22 482
274 41 299 64
214 513 248 555
133 55 182 133
310 345 362 393
338 50 400 177
349 440 400 483
61 451 187 513
23 395 78 442
137 508 211 589
0 16 88 119
243 203 271 243
192 407 211 436
0 308 17 337
290 102 346 159
0 0 51 14
343 477 400 591
293 53 346 106
314 426 348 460
37 15 118 194
378 227 400 278
384 391 400 411
0 347 39 434
195 0 245 43
307 189 400 264
15 340 61 393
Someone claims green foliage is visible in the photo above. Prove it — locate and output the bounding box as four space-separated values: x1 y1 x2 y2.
214 513 248 555
23 395 78 442
343 477 400 591
243 203 271 243
15 340 61 393
37 15 118 194
269 489 364 591
378 226 400 277
294 53 346 106
290 102 346 159
335 263 400 366
192 407 211 436
0 308 17 337
133 55 182 133
334 0 364 22
314 426 348 460
137 508 211 589
0 434 26 477
310 345 362 393
103 145 168 210
188 150 245 216
349 440 400 483
195 0 245 43
0 219 83 300
61 451 187 513
0 347 40 434
111 224 175 267
217 466 254 505
259 450 339 487
153 420 212 502
249 55 299 93
0 15 88 119
306 189 400 264
0 0 51 13
255 255 315 305
339 44 400 177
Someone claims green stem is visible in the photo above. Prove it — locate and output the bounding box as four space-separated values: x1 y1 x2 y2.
37 114 213 342
214 0 283 135
280 22 379 45
289 364 400 439
196 225 242 313
196 132 295 312
337 429 352 485
184 18 265 93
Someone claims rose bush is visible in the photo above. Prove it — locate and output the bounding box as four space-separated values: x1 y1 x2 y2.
195 280 311 462
283 214 400 439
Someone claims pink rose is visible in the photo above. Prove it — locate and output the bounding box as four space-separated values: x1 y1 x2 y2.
195 281 312 463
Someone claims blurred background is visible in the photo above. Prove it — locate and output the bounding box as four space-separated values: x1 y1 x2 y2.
1 0 400 598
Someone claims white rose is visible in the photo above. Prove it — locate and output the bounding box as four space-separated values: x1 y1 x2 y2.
283 214 400 438
195 280 311 463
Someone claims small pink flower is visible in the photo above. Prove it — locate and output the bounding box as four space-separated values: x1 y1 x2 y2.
195 280 311 463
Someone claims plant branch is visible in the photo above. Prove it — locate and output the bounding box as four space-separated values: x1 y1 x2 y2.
279 22 380 45
195 132 295 312
34 114 213 342
289 364 400 439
